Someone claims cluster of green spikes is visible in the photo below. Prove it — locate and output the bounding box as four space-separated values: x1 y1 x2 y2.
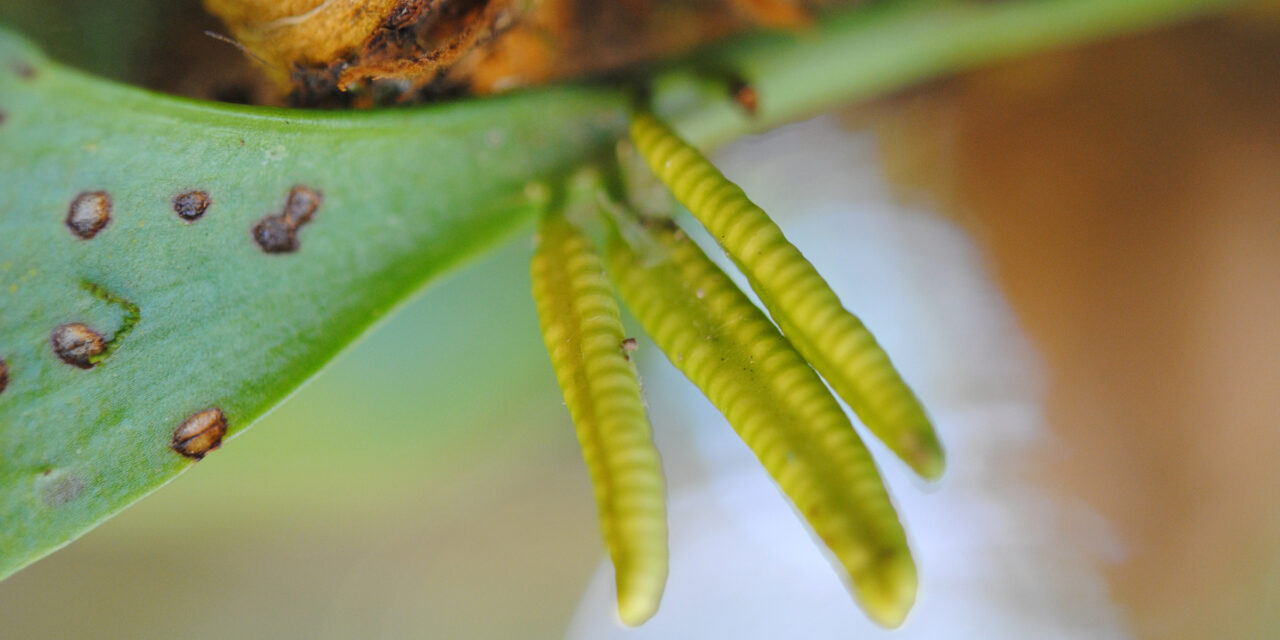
530 111 946 628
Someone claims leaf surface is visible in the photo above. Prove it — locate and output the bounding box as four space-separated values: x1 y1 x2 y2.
0 29 627 577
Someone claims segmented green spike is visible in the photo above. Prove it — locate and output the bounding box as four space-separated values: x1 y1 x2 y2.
606 218 916 628
629 111 945 481
530 212 669 626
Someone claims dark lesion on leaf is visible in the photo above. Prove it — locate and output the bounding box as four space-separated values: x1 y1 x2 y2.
171 408 228 460
282 185 321 226
65 191 112 239
0 358 9 394
49 282 142 369
253 185 323 253
252 215 298 253
173 190 212 222
50 323 105 369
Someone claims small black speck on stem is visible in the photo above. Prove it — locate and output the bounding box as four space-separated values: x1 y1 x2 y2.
621 337 639 361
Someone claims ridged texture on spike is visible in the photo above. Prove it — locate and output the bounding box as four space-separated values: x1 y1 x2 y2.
606 221 916 627
629 112 945 481
531 213 668 626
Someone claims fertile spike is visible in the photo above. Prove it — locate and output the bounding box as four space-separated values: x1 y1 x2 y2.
629 111 945 481
606 219 916 627
530 211 668 625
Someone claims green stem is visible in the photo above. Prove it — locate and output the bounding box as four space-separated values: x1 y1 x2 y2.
653 0 1244 147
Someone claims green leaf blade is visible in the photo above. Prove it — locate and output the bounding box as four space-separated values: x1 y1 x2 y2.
0 31 628 578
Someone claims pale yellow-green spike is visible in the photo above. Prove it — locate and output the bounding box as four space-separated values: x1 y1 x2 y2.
606 219 916 628
629 111 945 481
531 212 669 626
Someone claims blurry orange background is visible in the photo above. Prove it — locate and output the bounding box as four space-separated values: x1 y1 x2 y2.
866 12 1280 638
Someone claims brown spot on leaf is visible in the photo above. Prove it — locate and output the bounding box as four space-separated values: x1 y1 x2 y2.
253 185 322 253
50 323 105 369
173 190 211 222
65 191 112 239
172 408 228 460
253 215 298 253
283 185 322 226
0 358 8 393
